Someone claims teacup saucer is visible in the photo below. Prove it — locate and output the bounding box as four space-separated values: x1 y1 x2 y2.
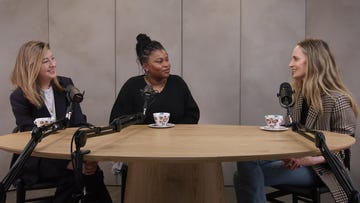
259 126 288 131
148 123 175 128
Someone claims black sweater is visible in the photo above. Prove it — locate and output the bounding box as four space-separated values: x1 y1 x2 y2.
110 75 200 124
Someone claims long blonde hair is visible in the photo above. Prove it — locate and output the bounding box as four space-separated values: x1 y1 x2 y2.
292 39 359 117
10 41 63 108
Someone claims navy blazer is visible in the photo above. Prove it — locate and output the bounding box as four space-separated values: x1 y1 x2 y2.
10 76 87 185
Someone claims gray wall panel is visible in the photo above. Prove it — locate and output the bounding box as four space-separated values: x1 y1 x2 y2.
49 0 115 126
183 0 241 125
241 0 305 126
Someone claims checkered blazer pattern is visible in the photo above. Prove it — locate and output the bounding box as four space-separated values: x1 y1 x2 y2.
291 91 357 203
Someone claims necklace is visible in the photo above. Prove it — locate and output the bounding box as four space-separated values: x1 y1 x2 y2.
144 76 167 93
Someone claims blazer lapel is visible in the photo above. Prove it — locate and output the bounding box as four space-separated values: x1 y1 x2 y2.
292 95 303 124
53 86 67 120
305 104 319 130
37 105 51 118
291 94 319 129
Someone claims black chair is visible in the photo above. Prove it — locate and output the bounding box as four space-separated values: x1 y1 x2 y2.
120 164 128 203
266 148 352 203
233 169 329 203
113 163 127 203
266 184 329 203
11 126 57 203
14 179 56 203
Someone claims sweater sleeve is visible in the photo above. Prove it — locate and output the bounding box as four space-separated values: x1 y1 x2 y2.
178 77 200 124
10 89 36 131
109 78 139 123
330 94 356 136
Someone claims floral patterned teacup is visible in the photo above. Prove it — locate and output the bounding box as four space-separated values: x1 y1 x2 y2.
34 117 55 127
153 112 170 127
264 115 283 129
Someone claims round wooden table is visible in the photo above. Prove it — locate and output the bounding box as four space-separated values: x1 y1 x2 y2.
0 124 355 203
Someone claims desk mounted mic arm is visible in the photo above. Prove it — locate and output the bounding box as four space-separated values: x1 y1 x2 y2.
283 104 293 127
70 112 144 202
0 120 64 203
292 123 359 203
74 113 144 149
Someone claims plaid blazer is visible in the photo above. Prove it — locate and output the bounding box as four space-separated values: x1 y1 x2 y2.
291 92 357 203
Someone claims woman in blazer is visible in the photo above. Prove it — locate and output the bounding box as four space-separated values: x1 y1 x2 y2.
10 41 112 203
234 39 358 203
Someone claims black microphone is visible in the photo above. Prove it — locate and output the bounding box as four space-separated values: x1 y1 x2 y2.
65 85 84 124
141 84 156 115
277 82 293 107
65 85 84 103
277 82 294 127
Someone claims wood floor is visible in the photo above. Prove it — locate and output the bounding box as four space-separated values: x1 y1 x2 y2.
4 185 233 203
4 185 334 203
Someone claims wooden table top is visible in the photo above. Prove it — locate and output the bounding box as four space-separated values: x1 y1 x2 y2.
0 124 355 162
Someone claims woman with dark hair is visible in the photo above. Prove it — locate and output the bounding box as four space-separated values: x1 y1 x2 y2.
233 39 358 203
109 34 200 201
10 40 112 203
109 33 200 124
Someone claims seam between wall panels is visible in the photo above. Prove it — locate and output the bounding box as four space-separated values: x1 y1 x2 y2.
239 0 242 125
47 0 50 42
181 0 184 77
305 0 307 38
114 0 117 98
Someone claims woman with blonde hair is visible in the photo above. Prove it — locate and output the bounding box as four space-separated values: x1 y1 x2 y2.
234 39 358 203
10 41 112 202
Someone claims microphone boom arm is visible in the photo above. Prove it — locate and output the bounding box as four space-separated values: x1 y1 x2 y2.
70 112 144 201
292 124 359 202
0 120 64 203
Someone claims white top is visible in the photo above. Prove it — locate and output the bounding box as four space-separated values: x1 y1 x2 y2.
41 86 56 119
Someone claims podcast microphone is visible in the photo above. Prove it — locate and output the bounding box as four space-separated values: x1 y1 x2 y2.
109 85 156 131
65 85 84 124
277 82 293 107
65 85 84 103
141 84 156 115
277 82 294 127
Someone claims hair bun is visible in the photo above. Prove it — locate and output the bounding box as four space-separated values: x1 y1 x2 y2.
136 33 151 44
135 33 164 65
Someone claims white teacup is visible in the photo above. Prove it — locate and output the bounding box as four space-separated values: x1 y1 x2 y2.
264 115 283 129
153 112 170 126
34 117 55 127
